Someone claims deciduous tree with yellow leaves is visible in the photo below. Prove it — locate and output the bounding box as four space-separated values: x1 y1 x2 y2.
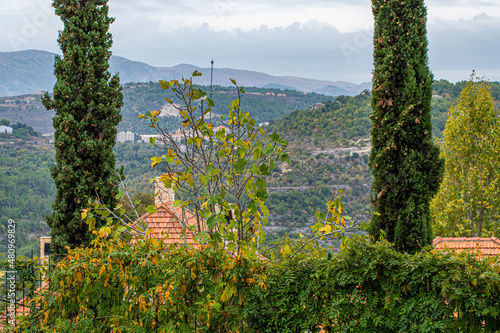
431 78 500 237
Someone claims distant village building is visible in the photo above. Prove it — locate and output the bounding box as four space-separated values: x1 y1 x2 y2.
278 162 292 173
140 134 161 143
43 132 55 144
170 134 183 143
0 125 13 134
211 125 229 133
117 131 138 142
308 103 326 110
22 96 36 103
158 103 180 117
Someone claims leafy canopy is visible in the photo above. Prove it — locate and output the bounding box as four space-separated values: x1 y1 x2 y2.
431 77 500 237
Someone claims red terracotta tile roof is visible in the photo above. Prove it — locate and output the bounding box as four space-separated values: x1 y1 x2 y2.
133 203 204 246
433 236 500 257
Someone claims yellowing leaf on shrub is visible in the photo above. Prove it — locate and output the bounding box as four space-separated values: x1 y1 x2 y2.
151 156 162 168
283 244 292 255
195 137 203 148
319 224 332 234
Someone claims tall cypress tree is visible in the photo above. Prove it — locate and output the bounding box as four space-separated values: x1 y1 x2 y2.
369 0 443 253
42 0 123 256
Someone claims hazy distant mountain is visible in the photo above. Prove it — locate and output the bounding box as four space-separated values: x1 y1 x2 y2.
0 49 371 97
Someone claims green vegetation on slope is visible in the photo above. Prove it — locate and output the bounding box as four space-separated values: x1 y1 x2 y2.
433 79 500 100
1 80 498 256
267 81 500 147
119 82 336 134
0 141 54 258
266 150 372 232
0 121 42 139
268 92 372 147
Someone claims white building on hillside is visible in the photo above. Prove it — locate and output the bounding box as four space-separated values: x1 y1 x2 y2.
0 125 13 134
140 134 161 143
117 131 137 142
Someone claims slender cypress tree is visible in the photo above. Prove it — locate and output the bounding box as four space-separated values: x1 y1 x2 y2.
42 0 123 256
369 0 443 253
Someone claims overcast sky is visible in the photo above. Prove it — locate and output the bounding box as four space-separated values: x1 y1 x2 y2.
1 0 499 83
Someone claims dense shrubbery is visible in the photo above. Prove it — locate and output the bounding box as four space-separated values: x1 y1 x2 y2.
6 235 500 332
249 236 500 332
7 231 268 332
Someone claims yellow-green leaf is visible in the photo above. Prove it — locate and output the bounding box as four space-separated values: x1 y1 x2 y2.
151 156 162 168
195 137 203 148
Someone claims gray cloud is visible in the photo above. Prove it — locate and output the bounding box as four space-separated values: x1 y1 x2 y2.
110 19 374 82
428 13 500 81
0 0 499 83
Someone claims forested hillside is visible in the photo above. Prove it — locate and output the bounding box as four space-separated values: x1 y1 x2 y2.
266 150 371 234
268 92 372 147
433 79 500 100
119 83 336 134
2 79 499 256
0 139 54 258
268 80 500 147
0 83 336 134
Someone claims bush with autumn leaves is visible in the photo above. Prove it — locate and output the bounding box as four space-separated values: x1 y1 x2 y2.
6 233 500 332
9 229 268 332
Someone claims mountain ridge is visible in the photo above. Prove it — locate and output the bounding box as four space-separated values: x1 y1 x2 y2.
0 49 371 97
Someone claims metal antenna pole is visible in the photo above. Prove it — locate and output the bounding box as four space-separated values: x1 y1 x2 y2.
210 59 214 99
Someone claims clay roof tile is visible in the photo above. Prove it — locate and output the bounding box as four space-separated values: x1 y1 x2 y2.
433 237 500 258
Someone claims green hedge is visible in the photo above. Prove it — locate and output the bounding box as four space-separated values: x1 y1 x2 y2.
247 236 500 332
6 235 500 332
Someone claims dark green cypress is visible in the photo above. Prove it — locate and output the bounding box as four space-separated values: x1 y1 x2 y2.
42 0 123 256
369 0 444 253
